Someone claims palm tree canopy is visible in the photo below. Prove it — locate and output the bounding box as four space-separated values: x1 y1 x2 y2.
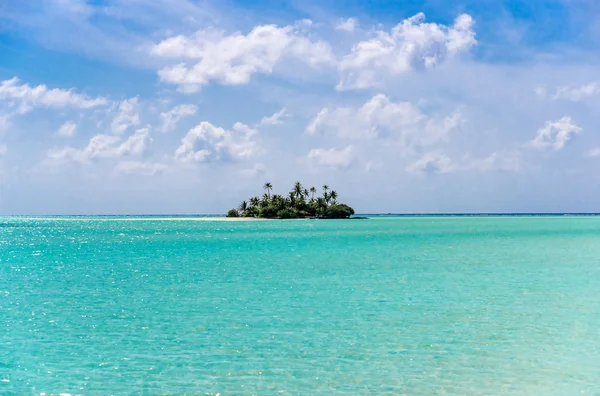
316 197 327 209
293 181 303 197
263 182 273 198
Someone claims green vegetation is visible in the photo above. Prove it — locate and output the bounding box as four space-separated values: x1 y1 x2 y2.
227 209 240 218
227 182 356 219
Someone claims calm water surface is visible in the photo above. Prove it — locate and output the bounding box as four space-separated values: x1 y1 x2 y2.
1 216 600 394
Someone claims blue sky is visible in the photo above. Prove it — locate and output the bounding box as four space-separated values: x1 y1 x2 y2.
1 0 600 214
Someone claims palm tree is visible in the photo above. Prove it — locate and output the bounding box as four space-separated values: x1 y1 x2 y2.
330 190 338 204
293 181 303 199
304 188 309 200
263 182 273 198
310 187 316 200
249 196 260 207
238 200 248 213
316 197 327 216
322 185 329 196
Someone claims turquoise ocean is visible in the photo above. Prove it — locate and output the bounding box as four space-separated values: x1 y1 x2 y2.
2 216 600 394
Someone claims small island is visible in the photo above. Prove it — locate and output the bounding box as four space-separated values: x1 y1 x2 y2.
227 182 356 219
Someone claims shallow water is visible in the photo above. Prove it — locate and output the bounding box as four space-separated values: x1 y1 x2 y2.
2 216 600 394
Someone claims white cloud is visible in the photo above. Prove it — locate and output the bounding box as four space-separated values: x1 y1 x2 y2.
307 145 356 169
408 150 521 174
586 148 600 158
365 161 383 173
337 13 476 89
111 98 140 135
114 161 167 176
407 152 454 174
175 121 261 162
48 128 152 164
550 83 600 101
160 104 197 132
307 94 461 148
48 135 119 163
296 19 314 28
531 116 582 151
259 108 287 126
466 151 521 172
56 121 77 137
307 94 423 139
336 17 359 32
306 109 330 135
0 77 108 114
422 112 464 146
115 127 152 156
151 24 335 92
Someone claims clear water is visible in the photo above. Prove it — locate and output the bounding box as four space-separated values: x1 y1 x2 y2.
2 216 600 394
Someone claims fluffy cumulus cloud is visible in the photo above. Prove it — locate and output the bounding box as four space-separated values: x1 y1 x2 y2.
114 160 167 176
175 121 261 162
56 121 77 137
307 94 423 139
307 145 356 169
160 104 198 132
337 13 476 89
336 17 359 32
0 77 108 114
530 116 582 151
307 94 462 148
111 98 140 134
407 152 454 174
151 24 335 92
48 128 152 164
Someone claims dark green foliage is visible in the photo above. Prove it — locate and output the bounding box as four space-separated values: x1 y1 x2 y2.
226 209 240 218
276 208 296 219
323 204 355 219
228 182 355 219
259 206 278 218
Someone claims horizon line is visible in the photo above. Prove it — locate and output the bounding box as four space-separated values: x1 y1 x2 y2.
2 212 600 217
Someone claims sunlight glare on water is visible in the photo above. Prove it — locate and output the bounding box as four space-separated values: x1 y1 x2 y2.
1 216 600 394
